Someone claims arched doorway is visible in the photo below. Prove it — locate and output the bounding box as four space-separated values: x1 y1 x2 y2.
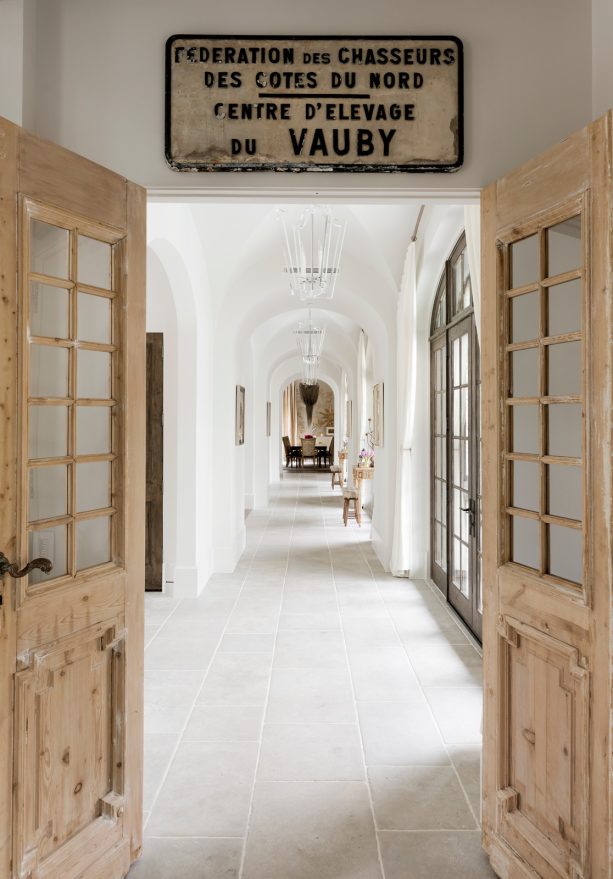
430 233 482 640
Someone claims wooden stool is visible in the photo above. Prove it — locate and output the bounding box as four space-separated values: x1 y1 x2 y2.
342 488 361 526
330 465 342 489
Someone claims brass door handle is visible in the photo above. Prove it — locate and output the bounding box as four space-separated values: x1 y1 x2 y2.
0 551 52 579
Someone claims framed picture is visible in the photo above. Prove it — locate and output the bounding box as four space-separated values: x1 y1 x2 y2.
373 382 384 446
266 401 271 437
326 426 334 436
345 400 352 437
235 385 245 445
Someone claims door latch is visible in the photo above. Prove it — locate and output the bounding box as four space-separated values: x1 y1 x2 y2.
0 552 53 579
460 499 477 537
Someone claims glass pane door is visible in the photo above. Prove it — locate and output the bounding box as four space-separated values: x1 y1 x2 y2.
448 317 474 625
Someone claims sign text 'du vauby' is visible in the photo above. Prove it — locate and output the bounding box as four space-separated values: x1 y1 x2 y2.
165 35 463 172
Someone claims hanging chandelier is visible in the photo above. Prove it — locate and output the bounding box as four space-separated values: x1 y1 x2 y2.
279 206 346 300
294 312 326 364
301 357 319 387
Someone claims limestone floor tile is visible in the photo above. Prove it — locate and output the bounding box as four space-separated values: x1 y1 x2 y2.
281 591 339 614
368 765 477 831
218 633 275 653
349 654 424 702
392 608 472 647
378 831 497 879
278 611 342 631
358 701 449 766
146 741 259 837
448 744 482 821
143 734 179 810
266 667 356 723
405 643 483 687
273 629 347 668
258 722 365 781
127 836 243 878
144 669 206 733
145 635 219 670
425 687 483 744
144 625 160 647
226 613 278 635
241 781 383 879
197 653 272 706
183 705 264 741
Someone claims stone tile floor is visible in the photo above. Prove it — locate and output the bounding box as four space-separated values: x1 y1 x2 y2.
129 471 496 878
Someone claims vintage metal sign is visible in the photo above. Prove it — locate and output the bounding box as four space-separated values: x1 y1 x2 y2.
165 35 463 172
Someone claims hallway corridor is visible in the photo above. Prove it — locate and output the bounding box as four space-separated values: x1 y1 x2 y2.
132 473 495 879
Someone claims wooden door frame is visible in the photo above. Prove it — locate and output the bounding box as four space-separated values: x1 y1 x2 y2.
0 117 146 879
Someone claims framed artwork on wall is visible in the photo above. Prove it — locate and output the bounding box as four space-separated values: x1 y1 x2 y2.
326 426 334 436
236 385 245 445
346 400 352 437
373 382 384 446
266 401 271 437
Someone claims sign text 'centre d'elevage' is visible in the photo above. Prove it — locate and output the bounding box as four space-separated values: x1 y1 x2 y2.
165 35 463 172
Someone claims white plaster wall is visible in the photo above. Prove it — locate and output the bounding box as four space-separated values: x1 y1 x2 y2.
592 0 613 118
1 0 591 192
411 205 466 578
147 205 215 595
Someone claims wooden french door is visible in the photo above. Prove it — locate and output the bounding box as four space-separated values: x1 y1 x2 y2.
481 114 612 878
0 119 145 879
430 234 482 640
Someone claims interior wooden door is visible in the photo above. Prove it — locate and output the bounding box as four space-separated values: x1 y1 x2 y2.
0 118 146 879
481 114 612 878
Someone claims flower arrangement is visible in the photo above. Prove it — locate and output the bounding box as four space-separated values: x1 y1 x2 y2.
358 448 374 467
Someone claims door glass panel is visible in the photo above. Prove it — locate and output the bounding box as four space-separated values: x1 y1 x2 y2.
30 283 69 338
76 406 111 455
548 464 582 521
511 292 539 343
29 405 68 459
511 515 539 570
28 465 68 522
78 292 111 343
510 348 539 397
511 405 539 454
547 216 581 277
30 220 69 279
76 516 111 570
547 279 581 336
29 345 69 397
77 350 111 398
452 337 460 385
28 524 68 584
76 462 111 513
548 524 582 584
78 235 112 289
460 334 469 383
453 258 463 314
548 403 582 457
510 235 538 288
512 461 540 512
548 341 581 396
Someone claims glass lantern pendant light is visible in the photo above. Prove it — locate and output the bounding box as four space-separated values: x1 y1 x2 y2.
279 205 346 300
294 309 326 364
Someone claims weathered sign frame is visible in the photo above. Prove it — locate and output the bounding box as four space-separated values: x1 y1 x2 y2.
165 34 464 173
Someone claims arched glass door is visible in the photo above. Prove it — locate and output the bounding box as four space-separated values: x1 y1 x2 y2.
430 234 482 640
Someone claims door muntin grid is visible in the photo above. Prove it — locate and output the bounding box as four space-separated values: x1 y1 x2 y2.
23 205 122 588
504 210 585 591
